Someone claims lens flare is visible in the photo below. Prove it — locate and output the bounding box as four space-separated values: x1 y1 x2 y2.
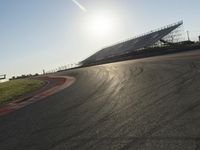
72 0 87 12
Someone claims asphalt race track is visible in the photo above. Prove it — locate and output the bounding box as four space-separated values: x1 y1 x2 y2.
1 50 200 150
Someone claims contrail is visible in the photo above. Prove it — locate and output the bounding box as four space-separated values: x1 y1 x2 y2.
72 0 87 12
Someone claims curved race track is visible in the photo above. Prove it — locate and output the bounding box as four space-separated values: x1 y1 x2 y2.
1 50 200 150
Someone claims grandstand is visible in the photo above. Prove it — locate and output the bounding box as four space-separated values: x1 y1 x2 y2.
82 21 184 66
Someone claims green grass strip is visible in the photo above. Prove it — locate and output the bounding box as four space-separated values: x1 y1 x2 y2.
0 79 45 104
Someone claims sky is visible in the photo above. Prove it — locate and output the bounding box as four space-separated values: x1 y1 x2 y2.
1 0 200 79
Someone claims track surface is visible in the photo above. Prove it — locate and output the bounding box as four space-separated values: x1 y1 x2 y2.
1 50 200 150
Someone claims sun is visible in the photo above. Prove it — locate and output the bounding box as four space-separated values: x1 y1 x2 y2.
85 12 117 37
90 14 113 36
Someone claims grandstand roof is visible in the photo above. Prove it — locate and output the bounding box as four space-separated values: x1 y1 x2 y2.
82 21 183 63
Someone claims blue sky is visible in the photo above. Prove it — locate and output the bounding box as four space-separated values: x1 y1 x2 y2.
1 0 200 78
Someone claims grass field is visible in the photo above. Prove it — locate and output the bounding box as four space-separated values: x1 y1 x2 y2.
0 79 45 104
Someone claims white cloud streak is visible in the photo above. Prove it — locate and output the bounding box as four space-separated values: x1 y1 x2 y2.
72 0 87 12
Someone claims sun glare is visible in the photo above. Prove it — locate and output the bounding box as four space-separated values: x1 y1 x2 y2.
85 12 117 37
90 15 113 36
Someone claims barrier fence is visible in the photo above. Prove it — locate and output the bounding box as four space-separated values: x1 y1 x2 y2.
45 63 81 74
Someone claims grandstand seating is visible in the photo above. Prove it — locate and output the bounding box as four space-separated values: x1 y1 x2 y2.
82 21 183 64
